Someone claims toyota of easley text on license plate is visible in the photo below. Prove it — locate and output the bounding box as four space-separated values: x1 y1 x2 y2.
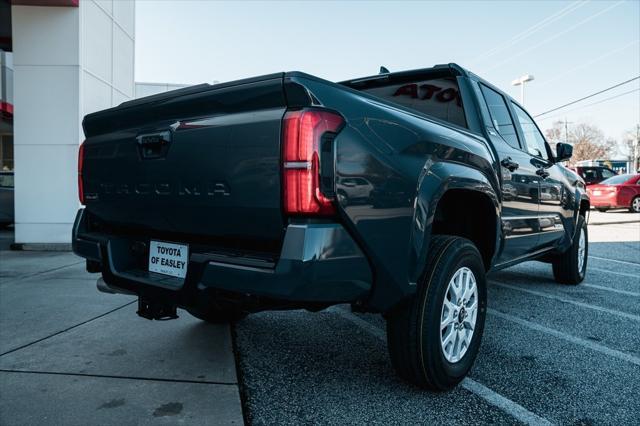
149 240 189 279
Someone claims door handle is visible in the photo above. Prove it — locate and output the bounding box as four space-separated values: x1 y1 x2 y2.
501 157 519 172
136 131 171 159
536 168 550 179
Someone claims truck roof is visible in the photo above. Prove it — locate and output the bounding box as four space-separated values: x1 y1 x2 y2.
338 63 470 87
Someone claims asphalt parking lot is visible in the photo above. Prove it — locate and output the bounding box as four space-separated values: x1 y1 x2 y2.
1 210 639 425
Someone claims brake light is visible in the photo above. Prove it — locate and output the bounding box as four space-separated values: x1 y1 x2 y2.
282 109 344 216
78 141 85 205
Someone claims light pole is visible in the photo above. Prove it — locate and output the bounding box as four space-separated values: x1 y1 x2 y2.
511 74 535 105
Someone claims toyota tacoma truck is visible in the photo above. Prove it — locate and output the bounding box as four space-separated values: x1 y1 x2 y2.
73 63 590 391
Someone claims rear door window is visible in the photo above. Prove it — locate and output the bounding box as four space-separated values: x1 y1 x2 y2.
479 85 520 149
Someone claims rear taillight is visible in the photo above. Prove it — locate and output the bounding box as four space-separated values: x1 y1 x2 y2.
78 141 85 205
282 109 344 216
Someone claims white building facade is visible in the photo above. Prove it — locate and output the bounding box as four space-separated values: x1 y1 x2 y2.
11 0 135 246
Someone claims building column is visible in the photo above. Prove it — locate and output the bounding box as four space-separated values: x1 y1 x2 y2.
12 0 134 246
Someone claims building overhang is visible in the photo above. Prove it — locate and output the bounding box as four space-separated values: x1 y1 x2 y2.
0 101 13 120
11 0 78 6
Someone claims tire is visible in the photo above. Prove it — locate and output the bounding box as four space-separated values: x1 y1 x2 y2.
186 306 247 324
552 215 588 285
630 196 640 213
386 235 487 391
596 208 608 213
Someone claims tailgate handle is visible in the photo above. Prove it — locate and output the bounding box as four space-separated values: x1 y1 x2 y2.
137 131 171 159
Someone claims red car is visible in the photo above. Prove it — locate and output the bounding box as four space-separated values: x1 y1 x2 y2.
587 173 640 213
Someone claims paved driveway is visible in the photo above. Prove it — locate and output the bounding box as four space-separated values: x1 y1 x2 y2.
235 211 640 425
1 210 638 425
0 249 243 425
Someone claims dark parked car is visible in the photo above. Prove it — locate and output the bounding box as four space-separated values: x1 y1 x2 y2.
587 173 640 212
0 171 14 227
73 63 589 391
570 165 617 186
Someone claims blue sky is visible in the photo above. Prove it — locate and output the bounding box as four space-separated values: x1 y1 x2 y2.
135 0 640 150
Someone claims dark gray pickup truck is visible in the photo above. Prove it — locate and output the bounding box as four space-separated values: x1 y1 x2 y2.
73 63 589 390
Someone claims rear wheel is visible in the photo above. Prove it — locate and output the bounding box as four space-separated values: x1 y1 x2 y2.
552 215 587 285
630 196 640 213
186 306 247 324
596 208 608 213
386 235 487 391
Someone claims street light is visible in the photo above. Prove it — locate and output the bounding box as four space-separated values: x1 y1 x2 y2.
511 74 535 105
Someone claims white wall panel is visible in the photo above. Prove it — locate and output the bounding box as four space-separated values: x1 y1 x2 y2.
15 223 75 245
113 25 134 97
12 0 135 245
82 0 112 83
11 6 79 66
13 65 80 145
83 72 112 116
112 88 129 107
14 144 79 225
94 0 113 15
113 0 135 38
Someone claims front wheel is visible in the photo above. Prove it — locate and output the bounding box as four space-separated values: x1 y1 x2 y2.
386 235 487 391
630 196 640 213
552 215 588 285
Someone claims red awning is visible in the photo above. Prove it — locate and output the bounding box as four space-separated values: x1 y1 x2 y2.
1 102 13 119
11 0 78 6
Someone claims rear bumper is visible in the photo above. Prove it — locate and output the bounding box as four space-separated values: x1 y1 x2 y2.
588 192 624 209
589 199 623 209
72 209 372 309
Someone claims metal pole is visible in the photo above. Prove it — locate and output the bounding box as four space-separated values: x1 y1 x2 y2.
520 83 525 105
633 124 640 173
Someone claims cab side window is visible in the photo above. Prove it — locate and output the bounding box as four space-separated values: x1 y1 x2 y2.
479 85 521 149
511 103 549 160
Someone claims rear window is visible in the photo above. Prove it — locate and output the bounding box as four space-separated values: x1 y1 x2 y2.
479 85 520 149
601 174 632 185
357 77 467 129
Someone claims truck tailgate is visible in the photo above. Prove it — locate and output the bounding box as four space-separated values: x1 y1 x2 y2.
81 74 286 253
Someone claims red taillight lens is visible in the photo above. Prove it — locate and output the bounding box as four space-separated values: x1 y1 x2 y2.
78 141 85 205
282 109 344 216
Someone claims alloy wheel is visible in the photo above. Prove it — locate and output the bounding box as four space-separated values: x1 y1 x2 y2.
440 267 478 363
578 227 586 273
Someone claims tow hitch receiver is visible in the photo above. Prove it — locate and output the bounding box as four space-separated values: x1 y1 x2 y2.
137 298 178 320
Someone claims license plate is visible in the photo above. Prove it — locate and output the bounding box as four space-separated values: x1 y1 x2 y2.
148 240 189 279
593 190 601 196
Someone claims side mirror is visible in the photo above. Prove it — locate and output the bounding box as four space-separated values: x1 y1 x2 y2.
555 142 573 162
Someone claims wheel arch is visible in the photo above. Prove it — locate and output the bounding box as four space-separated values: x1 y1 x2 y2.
409 162 500 284
579 196 590 217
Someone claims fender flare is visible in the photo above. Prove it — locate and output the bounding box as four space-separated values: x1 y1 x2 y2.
408 161 501 284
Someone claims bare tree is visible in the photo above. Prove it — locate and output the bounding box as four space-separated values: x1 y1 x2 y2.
544 121 615 163
622 124 639 172
544 121 564 142
570 123 615 162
